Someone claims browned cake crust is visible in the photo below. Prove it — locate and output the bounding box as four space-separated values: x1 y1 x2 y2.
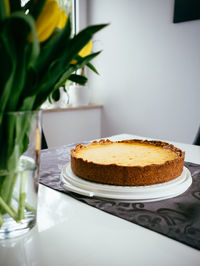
70 139 185 186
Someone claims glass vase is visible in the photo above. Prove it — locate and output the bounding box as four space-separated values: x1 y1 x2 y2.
0 110 42 239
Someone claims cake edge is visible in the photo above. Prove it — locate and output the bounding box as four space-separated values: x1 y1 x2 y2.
70 139 185 186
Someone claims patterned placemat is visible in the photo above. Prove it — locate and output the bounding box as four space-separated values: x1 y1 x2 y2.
39 142 200 250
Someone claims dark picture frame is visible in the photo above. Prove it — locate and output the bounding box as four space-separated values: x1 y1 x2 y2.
173 0 200 23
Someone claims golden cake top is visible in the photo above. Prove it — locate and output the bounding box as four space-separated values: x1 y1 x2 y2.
71 139 184 167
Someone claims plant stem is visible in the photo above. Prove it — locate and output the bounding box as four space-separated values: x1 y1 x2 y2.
7 173 18 205
0 196 17 221
9 205 18 217
24 202 36 212
0 214 3 227
18 171 27 220
0 173 17 214
13 193 36 212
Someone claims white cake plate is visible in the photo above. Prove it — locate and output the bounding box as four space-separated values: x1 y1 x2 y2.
60 163 192 202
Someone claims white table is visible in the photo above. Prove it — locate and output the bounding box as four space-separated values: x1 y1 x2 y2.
0 134 200 266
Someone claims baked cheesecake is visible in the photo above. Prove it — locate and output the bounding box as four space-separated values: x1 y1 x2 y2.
70 139 185 186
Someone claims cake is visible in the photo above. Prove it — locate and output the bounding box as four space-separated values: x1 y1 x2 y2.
70 139 185 186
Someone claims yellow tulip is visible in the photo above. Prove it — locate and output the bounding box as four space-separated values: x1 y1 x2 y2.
71 40 93 64
34 0 68 42
57 10 68 29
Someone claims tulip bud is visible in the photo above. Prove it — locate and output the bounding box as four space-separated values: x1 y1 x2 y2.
34 0 67 42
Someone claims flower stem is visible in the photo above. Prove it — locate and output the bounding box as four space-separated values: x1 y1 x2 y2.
0 196 17 221
0 214 3 227
9 205 18 217
13 193 36 212
0 173 17 214
24 202 36 212
7 172 18 206
18 171 27 220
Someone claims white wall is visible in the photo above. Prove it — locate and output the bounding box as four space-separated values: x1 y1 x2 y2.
86 0 200 144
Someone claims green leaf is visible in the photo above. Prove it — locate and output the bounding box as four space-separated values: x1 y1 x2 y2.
53 51 101 91
0 35 13 101
30 24 107 109
68 24 108 62
0 0 8 22
33 16 71 73
0 11 40 111
68 74 88 85
31 58 66 108
86 62 99 75
52 89 60 102
19 22 106 109
22 19 72 104
19 95 36 111
0 36 17 112
11 11 40 68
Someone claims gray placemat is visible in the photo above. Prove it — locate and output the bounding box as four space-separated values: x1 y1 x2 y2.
39 143 200 250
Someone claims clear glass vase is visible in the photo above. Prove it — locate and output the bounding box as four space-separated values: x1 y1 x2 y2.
0 110 42 239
